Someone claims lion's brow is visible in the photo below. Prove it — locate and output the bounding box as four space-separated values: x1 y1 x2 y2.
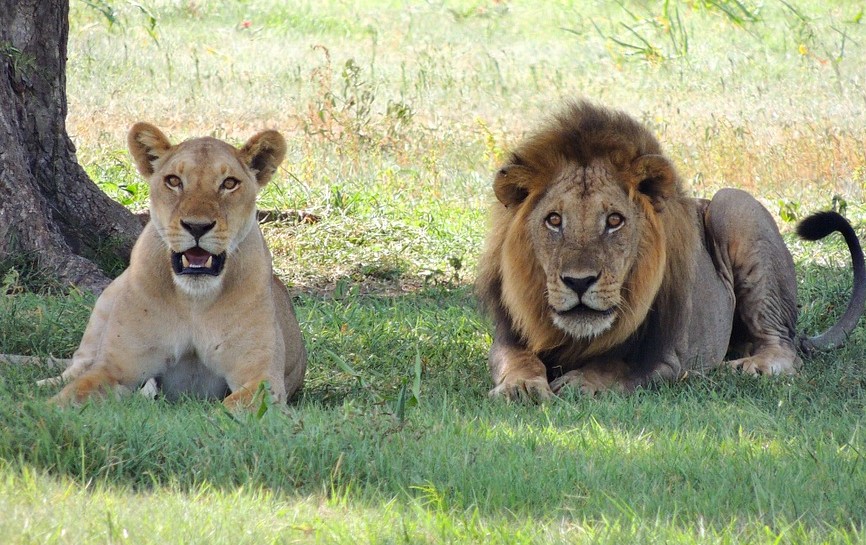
558 165 591 195
584 164 607 193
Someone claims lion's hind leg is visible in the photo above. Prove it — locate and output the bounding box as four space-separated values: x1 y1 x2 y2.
726 345 800 376
705 188 801 376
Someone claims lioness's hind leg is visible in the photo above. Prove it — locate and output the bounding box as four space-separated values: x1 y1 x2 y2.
706 188 800 375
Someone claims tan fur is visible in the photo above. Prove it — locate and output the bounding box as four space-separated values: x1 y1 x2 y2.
51 124 307 409
478 101 865 399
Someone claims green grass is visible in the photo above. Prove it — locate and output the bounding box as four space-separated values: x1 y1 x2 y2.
2 0 866 543
2 316 866 543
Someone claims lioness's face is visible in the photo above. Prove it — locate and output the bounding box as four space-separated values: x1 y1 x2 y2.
128 123 286 296
149 139 257 290
527 162 645 339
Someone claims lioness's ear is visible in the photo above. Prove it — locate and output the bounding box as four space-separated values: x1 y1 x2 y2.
630 154 678 212
128 122 172 177
239 130 287 187
493 162 534 207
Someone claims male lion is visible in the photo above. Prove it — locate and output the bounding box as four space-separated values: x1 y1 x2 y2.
51 123 307 409
477 101 865 399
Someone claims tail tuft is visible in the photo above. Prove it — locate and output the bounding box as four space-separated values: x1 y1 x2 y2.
796 211 850 241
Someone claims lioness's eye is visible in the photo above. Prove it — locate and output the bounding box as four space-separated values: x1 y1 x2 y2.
165 175 182 189
606 213 625 231
545 212 562 229
221 177 240 191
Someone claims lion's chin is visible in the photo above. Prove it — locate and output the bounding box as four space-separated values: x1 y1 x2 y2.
551 306 616 339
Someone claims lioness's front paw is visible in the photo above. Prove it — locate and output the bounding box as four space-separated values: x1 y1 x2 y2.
49 381 131 407
222 379 281 411
550 369 624 395
489 375 553 402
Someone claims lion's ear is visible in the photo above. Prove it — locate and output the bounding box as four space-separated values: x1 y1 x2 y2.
493 163 534 207
630 154 678 212
128 122 172 177
239 130 287 187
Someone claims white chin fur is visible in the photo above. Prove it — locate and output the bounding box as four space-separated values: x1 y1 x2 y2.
551 313 616 340
173 274 224 298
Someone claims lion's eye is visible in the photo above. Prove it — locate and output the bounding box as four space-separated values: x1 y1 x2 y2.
165 175 182 189
606 213 625 231
545 212 562 230
221 177 240 191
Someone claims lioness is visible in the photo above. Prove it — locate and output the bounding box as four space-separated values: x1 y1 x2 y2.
51 123 307 409
477 101 865 399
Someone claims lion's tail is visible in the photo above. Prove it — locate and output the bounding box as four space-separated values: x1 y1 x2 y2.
797 211 866 352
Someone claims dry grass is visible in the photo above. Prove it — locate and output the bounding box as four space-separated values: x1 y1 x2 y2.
66 1 866 290
67 2 866 188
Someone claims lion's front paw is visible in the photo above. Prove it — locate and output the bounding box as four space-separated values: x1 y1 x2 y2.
550 368 624 395
489 374 553 402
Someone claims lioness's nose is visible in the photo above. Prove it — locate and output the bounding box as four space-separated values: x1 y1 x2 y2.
181 220 216 240
560 274 598 297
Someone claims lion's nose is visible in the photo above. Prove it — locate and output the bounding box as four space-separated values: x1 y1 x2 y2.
181 220 216 240
560 274 598 297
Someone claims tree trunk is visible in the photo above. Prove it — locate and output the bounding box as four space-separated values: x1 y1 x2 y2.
0 0 141 293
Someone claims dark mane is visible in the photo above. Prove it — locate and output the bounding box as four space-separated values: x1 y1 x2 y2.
477 99 699 373
509 101 665 174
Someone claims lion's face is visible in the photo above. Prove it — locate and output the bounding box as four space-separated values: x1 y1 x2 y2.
525 161 645 339
128 123 286 296
491 118 679 352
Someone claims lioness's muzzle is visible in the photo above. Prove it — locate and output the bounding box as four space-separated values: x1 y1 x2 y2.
171 247 226 276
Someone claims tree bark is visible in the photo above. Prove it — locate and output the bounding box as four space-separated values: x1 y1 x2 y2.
0 0 141 292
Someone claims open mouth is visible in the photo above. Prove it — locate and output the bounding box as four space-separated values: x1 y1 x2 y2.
171 247 226 276
555 304 615 319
